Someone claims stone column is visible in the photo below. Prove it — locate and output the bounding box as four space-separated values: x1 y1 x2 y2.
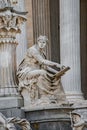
0 1 27 108
16 0 27 66
60 0 83 101
0 39 18 96
32 0 51 59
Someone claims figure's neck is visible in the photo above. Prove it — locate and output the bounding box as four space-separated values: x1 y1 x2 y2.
35 44 44 52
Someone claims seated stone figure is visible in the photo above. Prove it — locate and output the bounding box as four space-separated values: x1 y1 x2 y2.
17 35 69 108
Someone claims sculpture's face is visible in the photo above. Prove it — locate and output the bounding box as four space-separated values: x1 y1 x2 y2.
38 39 47 49
72 114 81 124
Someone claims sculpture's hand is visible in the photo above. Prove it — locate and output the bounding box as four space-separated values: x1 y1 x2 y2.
54 63 65 69
61 65 66 70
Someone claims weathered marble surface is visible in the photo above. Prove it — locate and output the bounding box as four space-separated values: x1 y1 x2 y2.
17 35 70 109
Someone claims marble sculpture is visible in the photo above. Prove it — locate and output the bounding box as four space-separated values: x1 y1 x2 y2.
17 35 70 108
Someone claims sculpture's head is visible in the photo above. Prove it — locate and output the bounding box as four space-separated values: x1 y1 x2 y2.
72 113 81 124
71 110 84 128
37 35 48 49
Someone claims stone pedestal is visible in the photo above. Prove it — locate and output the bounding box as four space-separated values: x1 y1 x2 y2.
60 0 83 101
25 106 73 130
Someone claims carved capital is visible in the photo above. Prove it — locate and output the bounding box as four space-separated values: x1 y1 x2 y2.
0 11 26 32
0 10 26 44
0 0 27 41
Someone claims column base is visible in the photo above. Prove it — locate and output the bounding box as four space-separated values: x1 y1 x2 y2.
0 96 24 109
0 86 19 96
65 92 84 103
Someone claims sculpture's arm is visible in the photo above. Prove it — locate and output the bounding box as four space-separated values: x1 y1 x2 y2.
42 59 62 68
30 48 63 69
46 66 58 74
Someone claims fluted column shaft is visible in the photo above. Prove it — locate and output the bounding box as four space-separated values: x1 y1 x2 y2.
0 42 18 96
60 0 83 101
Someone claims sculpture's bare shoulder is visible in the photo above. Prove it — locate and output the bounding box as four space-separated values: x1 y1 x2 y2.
26 45 44 63
27 45 40 56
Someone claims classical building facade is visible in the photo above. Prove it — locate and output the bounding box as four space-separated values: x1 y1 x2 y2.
0 0 87 130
